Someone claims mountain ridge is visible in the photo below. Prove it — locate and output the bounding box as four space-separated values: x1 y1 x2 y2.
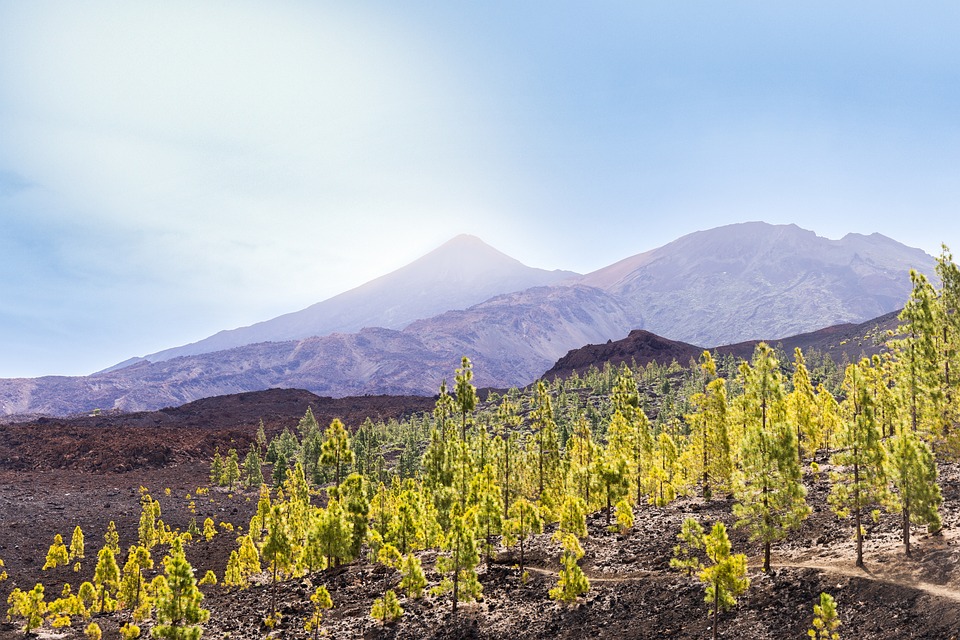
0 222 937 416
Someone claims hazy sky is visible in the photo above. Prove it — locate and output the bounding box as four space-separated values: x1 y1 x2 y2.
2 2 959 378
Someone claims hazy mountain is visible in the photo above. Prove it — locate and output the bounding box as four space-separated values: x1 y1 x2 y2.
111 234 577 369
0 285 633 415
0 222 938 417
579 222 934 346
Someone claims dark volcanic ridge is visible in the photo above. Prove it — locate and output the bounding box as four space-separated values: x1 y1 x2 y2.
543 311 900 380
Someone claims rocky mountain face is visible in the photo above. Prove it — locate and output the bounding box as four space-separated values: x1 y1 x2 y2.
579 222 934 346
0 223 936 416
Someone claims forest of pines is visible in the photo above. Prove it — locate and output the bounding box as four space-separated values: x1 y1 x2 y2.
6 248 960 638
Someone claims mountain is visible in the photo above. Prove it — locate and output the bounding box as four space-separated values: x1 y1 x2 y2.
0 285 634 415
0 223 938 417
112 234 577 368
579 222 934 346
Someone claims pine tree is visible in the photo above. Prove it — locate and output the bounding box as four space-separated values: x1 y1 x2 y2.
222 449 240 490
496 395 523 518
93 545 120 613
683 352 732 499
471 463 503 565
503 498 543 578
6 583 47 635
733 344 810 572
829 359 888 568
370 589 403 625
304 585 333 640
548 533 590 603
645 431 680 506
138 495 161 550
98 521 118 558
789 348 821 461
566 416 602 508
242 444 263 489
70 525 86 563
272 452 288 488
256 420 268 453
455 356 478 443
152 538 209 639
261 506 293 622
435 503 482 613
936 246 960 436
297 407 322 480
43 533 71 570
670 517 705 576
399 553 427 598
337 473 371 559
885 426 942 555
891 270 943 437
209 447 223 486
699 522 750 640
118 545 153 620
808 592 841 640
531 380 561 508
319 418 355 487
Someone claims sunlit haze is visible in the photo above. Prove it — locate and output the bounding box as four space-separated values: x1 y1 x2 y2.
2 2 959 377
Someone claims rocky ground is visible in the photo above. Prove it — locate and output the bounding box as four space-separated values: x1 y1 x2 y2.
3 411 960 638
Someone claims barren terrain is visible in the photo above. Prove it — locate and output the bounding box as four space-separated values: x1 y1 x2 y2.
2 396 960 639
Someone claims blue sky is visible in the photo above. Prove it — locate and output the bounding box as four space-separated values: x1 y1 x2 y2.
2 2 959 377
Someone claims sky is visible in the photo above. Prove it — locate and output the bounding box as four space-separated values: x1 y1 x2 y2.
2 2 959 378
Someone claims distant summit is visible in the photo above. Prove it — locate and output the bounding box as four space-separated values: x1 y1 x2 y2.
115 234 577 367
578 221 934 346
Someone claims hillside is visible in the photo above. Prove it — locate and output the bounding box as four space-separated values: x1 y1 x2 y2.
543 310 901 380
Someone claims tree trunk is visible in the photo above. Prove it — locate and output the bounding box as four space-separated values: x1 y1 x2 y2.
903 500 912 556
713 581 720 640
854 461 864 568
763 541 771 574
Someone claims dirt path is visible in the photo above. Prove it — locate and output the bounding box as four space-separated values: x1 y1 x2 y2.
524 565 652 583
526 552 960 603
768 557 960 603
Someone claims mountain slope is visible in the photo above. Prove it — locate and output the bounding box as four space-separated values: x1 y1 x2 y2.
579 221 934 346
0 286 633 415
122 234 577 367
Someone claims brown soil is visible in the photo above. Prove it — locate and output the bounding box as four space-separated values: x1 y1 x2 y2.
2 397 960 639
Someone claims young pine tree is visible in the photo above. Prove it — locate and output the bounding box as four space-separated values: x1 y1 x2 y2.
319 418 355 487
435 504 482 613
885 426 942 556
829 360 888 568
152 538 210 639
6 583 47 635
549 532 590 603
808 592 841 640
304 585 332 640
733 344 809 572
118 544 153 620
700 522 750 640
503 498 543 579
43 533 71 570
93 545 120 613
242 444 264 489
